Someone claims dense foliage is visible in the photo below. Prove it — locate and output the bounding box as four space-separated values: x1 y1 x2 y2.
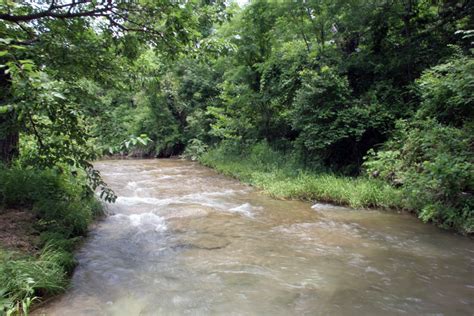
364 54 474 233
0 0 226 199
0 166 102 314
125 0 471 233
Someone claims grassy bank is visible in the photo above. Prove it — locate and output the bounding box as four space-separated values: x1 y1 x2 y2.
200 142 474 234
200 143 404 210
0 167 103 315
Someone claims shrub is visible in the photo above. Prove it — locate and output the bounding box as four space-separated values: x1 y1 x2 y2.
182 138 208 161
0 167 102 238
364 52 474 233
0 166 104 314
365 119 473 233
415 52 474 127
290 67 393 171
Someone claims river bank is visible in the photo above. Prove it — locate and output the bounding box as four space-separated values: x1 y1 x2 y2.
199 146 404 209
199 144 471 234
0 167 103 315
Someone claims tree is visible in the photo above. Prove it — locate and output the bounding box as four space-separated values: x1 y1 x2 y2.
0 0 225 201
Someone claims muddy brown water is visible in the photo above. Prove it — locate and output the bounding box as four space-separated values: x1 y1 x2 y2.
36 159 474 315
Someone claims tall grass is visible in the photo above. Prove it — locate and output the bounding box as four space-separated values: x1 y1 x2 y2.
200 142 405 210
0 166 103 315
0 245 68 315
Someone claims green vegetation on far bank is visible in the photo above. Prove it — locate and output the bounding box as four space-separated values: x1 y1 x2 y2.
200 142 403 209
200 141 473 234
0 166 103 315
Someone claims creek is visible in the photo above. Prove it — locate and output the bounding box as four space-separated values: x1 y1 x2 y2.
37 159 474 315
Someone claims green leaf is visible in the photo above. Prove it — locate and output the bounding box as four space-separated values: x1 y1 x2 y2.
0 105 10 114
137 137 147 145
52 92 66 100
10 45 26 50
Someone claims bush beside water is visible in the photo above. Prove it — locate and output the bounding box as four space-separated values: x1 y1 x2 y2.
0 166 103 315
201 141 473 234
200 142 404 210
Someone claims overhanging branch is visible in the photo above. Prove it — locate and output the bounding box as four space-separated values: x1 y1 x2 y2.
0 0 114 22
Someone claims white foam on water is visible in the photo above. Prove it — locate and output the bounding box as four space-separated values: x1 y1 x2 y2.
182 190 240 200
116 195 234 215
126 181 138 189
117 190 240 208
115 187 260 220
365 266 385 275
116 196 173 206
311 203 349 211
158 175 175 180
228 203 262 217
158 174 186 180
112 213 167 232
139 169 162 174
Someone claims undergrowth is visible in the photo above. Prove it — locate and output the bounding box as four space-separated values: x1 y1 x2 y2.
200 142 404 210
0 166 103 315
201 141 473 234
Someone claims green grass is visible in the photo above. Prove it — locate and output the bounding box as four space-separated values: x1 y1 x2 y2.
200 143 405 210
0 245 68 315
0 166 103 315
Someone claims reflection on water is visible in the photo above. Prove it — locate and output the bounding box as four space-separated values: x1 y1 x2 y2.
35 159 474 315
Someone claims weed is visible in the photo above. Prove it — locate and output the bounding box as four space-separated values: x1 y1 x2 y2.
200 142 405 210
0 166 103 314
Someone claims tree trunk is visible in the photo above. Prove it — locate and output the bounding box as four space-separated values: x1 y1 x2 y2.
0 112 19 165
0 66 18 165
